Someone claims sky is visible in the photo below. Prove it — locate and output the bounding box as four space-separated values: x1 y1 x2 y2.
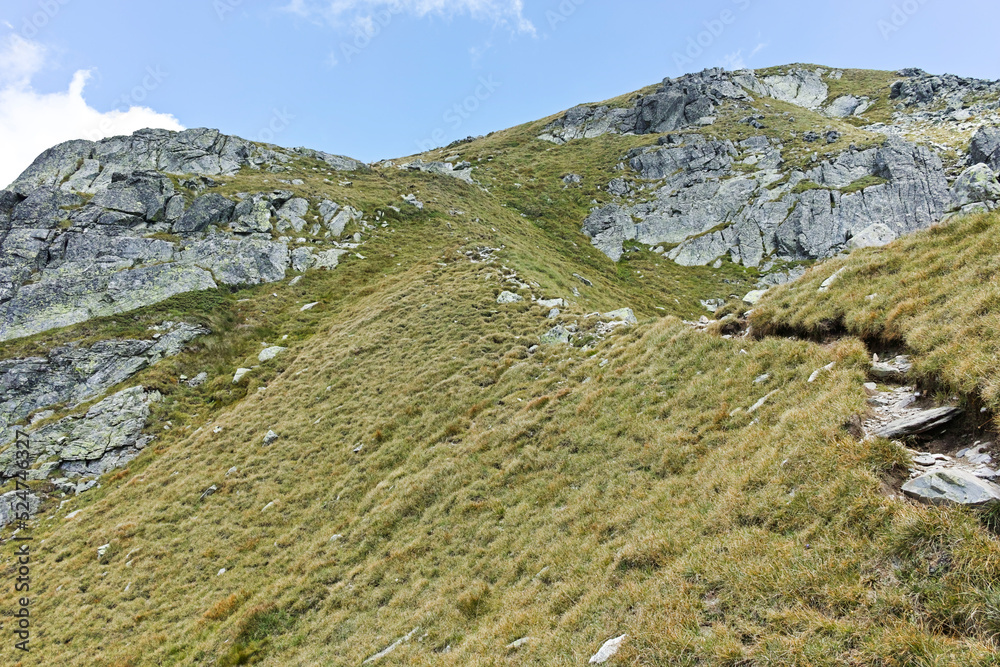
1 0 999 188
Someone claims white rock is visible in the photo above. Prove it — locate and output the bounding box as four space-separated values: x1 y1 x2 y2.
97 544 110 558
603 308 637 324
743 289 768 305
65 510 81 520
258 346 288 362
818 267 847 292
589 634 626 664
233 368 251 383
497 291 524 304
808 362 836 383
301 302 320 311
218 568 226 576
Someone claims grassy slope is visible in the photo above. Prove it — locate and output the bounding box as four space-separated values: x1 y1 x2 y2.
3 69 1000 666
753 211 1000 418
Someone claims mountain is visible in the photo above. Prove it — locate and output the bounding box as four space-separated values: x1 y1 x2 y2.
2 65 1000 665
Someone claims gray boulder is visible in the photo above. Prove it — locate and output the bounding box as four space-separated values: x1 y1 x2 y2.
902 469 1000 507
539 68 748 143
292 147 363 171
541 325 572 344
497 291 523 304
276 198 309 233
951 163 1000 208
230 195 274 234
0 490 40 528
970 127 1000 171
91 171 175 222
9 128 297 197
291 247 315 272
173 193 235 234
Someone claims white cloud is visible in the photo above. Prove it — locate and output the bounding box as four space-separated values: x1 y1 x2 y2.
750 41 768 58
285 0 535 35
719 50 745 71
0 35 183 189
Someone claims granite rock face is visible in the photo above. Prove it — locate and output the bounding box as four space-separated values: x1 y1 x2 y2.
583 133 952 267
0 128 365 342
539 68 748 143
0 322 206 446
0 386 160 484
6 128 294 196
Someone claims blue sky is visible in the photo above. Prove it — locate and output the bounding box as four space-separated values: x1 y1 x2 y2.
2 0 999 186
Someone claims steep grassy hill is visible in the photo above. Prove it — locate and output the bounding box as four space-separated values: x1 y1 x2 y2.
2 67 1000 666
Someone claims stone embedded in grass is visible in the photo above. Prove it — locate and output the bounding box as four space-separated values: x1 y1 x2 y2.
547 308 560 319
743 289 768 305
589 634 626 664
902 469 1000 506
506 637 531 650
199 485 218 501
233 368 252 383
818 267 846 292
537 298 566 309
263 430 279 446
541 326 572 345
870 355 913 381
258 346 288 363
363 627 420 664
603 308 637 324
808 362 836 383
497 291 523 304
97 543 110 558
187 372 208 388
747 390 779 414
874 406 963 439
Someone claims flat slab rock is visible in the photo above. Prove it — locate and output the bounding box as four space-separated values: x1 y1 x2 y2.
903 469 1000 507
873 406 962 439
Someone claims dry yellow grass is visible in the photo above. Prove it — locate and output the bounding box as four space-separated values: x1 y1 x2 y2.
2 70 1000 665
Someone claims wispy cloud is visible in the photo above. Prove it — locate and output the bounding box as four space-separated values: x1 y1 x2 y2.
750 41 767 58
281 0 536 35
719 49 745 71
0 34 183 188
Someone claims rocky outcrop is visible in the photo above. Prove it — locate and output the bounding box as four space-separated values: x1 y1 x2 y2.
0 322 205 445
6 128 297 196
399 159 475 184
0 129 368 342
538 68 749 143
903 469 1000 507
583 134 952 267
732 67 829 109
0 386 160 484
292 147 364 172
890 69 1000 111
